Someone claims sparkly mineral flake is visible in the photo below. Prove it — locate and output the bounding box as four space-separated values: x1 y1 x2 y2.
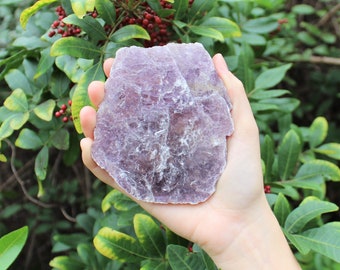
92 43 234 204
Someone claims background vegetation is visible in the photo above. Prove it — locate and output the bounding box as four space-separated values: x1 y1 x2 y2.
0 0 339 269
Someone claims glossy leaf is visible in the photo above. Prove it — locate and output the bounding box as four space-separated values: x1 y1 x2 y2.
0 226 28 270
236 43 254 92
70 0 95 18
192 244 217 270
95 0 116 25
72 61 105 133
261 135 274 182
141 259 168 270
274 193 291 227
0 120 14 140
314 143 340 160
63 14 107 43
35 146 49 181
34 48 55 79
15 128 43 150
146 0 162 13
309 117 328 148
94 227 146 263
9 112 29 130
173 0 189 20
242 17 279 34
291 224 340 262
20 0 57 29
51 129 70 150
255 64 292 90
4 88 28 112
200 17 241 38
134 214 166 257
250 89 290 100
167 245 206 270
190 26 224 42
51 37 101 59
188 0 216 20
4 70 33 95
292 4 315 15
278 129 301 180
296 159 340 181
110 25 150 42
284 196 338 234
33 99 56 121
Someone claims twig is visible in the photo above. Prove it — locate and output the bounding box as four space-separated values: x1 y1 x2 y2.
295 55 340 66
60 207 77 223
317 3 340 27
4 139 56 209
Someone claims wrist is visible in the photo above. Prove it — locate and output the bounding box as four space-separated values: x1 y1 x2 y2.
203 197 301 270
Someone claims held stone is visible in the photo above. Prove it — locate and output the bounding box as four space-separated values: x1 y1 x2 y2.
92 43 234 204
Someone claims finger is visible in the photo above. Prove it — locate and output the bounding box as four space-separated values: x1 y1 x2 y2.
80 138 116 187
80 106 97 139
104 58 114 77
88 81 105 108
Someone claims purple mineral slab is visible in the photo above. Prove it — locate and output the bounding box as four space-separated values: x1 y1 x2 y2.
92 43 234 204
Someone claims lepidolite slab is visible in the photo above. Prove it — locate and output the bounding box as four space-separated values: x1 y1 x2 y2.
92 43 234 204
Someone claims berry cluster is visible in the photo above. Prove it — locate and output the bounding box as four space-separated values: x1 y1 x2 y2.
48 6 82 38
55 100 73 123
114 0 175 47
264 185 271 194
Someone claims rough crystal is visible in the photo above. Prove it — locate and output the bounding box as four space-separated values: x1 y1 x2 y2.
92 43 234 204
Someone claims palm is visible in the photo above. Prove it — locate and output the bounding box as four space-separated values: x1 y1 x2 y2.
80 54 266 253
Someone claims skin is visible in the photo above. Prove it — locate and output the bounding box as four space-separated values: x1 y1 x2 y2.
80 54 301 270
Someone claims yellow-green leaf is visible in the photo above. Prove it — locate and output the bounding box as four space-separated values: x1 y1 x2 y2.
190 25 224 42
15 129 43 150
70 0 95 18
9 112 29 130
94 227 146 263
201 17 241 38
4 89 28 112
110 25 150 42
33 100 56 121
309 116 328 148
314 143 340 160
296 159 340 181
20 0 58 29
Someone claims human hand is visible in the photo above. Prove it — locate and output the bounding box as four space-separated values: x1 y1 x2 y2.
80 54 300 269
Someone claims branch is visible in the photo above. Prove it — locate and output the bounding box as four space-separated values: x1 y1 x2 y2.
294 55 340 66
317 3 340 27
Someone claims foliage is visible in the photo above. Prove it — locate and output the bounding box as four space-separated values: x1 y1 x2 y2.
0 0 339 269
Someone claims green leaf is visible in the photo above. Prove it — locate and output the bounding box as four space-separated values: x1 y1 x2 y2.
141 259 168 270
261 135 274 182
188 0 216 20
167 245 206 270
283 229 311 255
0 226 28 270
51 37 101 59
35 146 49 181
34 48 55 80
146 0 162 13
134 214 166 257
236 43 254 93
309 117 328 148
292 224 340 263
273 193 291 227
284 196 338 234
95 0 116 25
4 89 28 112
63 14 107 43
242 17 279 34
200 17 241 38
70 0 95 18
296 159 340 181
292 4 315 15
72 61 105 133
4 70 33 95
33 99 56 121
51 129 70 150
255 64 292 90
250 89 290 100
111 25 150 42
101 189 139 213
314 143 340 160
20 0 58 29
192 244 217 270
0 120 14 140
94 227 146 263
173 0 189 20
190 25 224 42
15 129 43 150
284 176 324 192
278 129 302 180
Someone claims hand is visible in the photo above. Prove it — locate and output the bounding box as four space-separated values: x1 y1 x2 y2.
80 54 301 269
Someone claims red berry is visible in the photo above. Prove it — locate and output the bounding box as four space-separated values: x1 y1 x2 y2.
61 104 67 111
48 31 56 37
154 16 162 24
68 100 72 106
55 111 61 118
59 109 65 114
142 19 149 26
264 185 271 194
62 116 69 123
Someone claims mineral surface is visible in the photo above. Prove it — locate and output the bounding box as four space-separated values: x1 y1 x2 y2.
92 43 234 204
